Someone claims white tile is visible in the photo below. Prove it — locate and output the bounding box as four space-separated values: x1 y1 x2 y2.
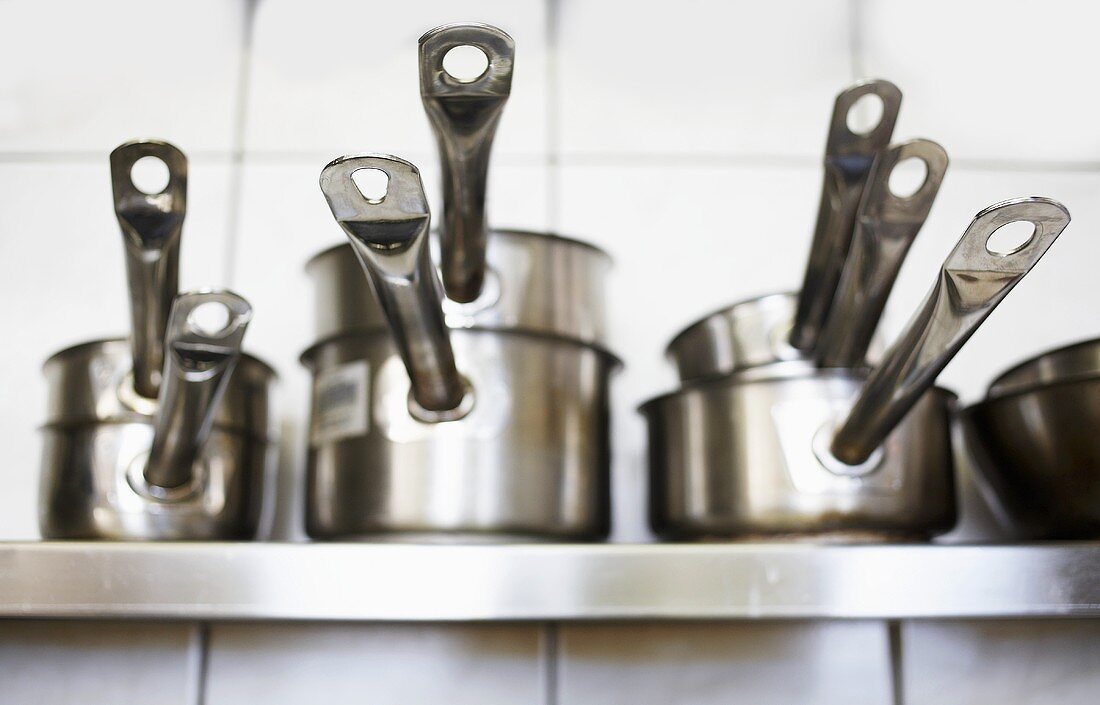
232 158 549 539
0 160 235 539
0 620 198 705
877 168 1100 403
557 0 854 158
245 0 548 157
557 163 822 539
559 622 892 705
0 0 247 154
859 1 1100 163
903 620 1100 705
205 623 544 705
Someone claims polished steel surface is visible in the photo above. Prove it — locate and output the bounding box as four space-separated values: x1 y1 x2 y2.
832 197 1071 465
40 339 276 540
302 330 617 540
962 338 1100 539
642 368 956 540
5 542 1100 621
305 231 612 346
145 292 253 490
987 337 1100 397
110 139 187 398
320 155 466 414
39 425 273 540
420 23 514 302
790 79 901 353
665 292 810 382
816 138 948 368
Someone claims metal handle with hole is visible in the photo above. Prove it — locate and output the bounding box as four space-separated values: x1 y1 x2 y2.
419 23 514 303
830 197 1070 465
144 291 252 492
110 139 188 399
816 139 948 368
320 154 469 416
790 80 902 354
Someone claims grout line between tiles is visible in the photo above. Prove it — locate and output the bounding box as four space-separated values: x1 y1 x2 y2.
545 0 562 231
888 620 905 705
849 0 865 79
542 622 560 705
222 0 260 289
185 622 212 705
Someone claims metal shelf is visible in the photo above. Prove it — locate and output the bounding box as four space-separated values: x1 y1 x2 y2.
2 542 1099 622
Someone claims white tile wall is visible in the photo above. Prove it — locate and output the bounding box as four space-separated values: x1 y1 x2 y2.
902 620 1100 705
558 622 894 705
0 0 248 154
204 623 545 705
0 620 200 705
556 0 854 159
859 0 1100 164
4 0 1100 703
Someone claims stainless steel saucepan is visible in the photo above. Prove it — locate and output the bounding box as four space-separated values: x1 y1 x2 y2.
644 197 1069 540
307 155 616 541
306 23 611 349
666 80 905 381
39 140 276 540
961 337 1100 538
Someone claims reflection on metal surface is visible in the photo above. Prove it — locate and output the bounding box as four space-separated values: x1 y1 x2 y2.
2 542 1100 621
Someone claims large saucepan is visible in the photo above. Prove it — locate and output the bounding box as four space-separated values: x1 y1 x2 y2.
644 197 1069 540
961 338 1100 538
309 154 615 540
303 23 617 541
40 140 276 540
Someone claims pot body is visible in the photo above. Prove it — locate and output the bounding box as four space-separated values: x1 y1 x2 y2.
961 376 1100 539
302 330 616 541
642 369 957 540
39 339 277 540
306 229 612 346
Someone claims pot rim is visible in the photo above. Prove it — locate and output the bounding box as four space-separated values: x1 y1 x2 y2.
304 228 613 271
985 336 1100 397
43 337 278 379
637 365 959 415
967 368 1100 412
664 290 799 356
299 326 624 370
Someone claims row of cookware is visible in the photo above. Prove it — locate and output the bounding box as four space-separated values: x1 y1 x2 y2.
38 22 1100 543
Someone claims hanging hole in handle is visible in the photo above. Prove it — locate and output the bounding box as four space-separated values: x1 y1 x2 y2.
442 44 490 83
846 93 885 136
986 221 1036 256
130 156 171 194
187 301 232 336
887 157 928 199
351 168 389 204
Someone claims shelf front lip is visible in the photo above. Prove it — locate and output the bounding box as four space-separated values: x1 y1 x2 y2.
2 542 1100 622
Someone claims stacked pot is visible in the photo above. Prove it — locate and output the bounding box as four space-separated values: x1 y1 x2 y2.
40 140 277 540
642 80 1071 541
302 24 619 541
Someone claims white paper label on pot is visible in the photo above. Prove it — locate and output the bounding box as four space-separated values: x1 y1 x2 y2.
311 360 370 445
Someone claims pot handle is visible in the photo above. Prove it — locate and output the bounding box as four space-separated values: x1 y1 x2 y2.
319 154 470 417
419 23 514 303
829 197 1071 466
110 139 188 399
815 138 948 368
790 80 902 353
144 291 252 492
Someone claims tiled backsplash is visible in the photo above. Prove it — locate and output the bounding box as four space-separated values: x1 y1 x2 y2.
3 1 1100 703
